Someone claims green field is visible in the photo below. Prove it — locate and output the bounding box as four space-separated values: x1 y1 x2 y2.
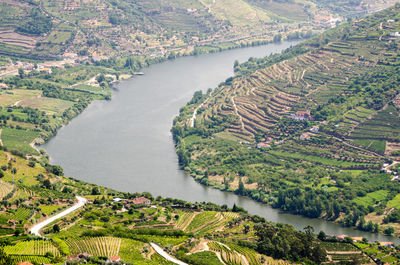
1 128 39 155
353 190 389 207
353 139 386 153
387 194 400 209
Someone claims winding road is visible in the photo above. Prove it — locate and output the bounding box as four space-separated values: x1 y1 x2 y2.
150 242 188 265
29 196 87 236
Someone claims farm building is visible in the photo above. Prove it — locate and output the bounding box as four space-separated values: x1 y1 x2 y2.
65 252 92 262
106 255 122 263
379 242 394 247
8 219 17 225
257 142 268 148
291 110 312 121
132 196 151 205
17 262 33 265
310 126 319 133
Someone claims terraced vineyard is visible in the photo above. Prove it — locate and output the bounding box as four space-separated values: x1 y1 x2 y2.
181 211 239 235
0 179 13 199
4 240 60 257
173 5 400 231
208 241 289 265
2 206 34 225
8 255 51 264
351 105 400 142
65 237 121 257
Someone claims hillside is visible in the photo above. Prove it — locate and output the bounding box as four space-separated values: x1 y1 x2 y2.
173 4 400 236
0 0 397 60
1 146 400 265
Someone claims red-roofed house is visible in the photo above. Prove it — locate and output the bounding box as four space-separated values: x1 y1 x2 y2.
256 142 268 148
65 252 93 262
18 262 33 265
8 219 18 225
106 255 121 263
335 234 347 240
132 197 151 206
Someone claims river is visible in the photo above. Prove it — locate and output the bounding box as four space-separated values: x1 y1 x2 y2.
42 42 398 243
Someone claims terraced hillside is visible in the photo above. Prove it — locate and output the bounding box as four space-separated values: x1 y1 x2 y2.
0 0 397 59
173 5 400 233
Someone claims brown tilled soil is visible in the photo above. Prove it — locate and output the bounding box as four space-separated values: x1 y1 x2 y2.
0 29 39 49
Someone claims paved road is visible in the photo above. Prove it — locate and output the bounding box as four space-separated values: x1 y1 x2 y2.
30 196 87 236
150 242 188 265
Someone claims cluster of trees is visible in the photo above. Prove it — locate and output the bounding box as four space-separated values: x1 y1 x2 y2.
383 210 400 224
255 224 326 263
0 106 48 126
16 8 52 36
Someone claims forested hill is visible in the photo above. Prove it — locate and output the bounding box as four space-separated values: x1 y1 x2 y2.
0 0 397 60
173 4 400 236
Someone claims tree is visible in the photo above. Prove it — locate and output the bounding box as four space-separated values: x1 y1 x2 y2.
18 68 24 79
304 225 314 235
317 231 326 241
96 74 105 84
91 187 100 195
311 244 327 263
43 179 51 189
244 224 250 234
53 224 60 233
236 178 245 196
383 226 394 236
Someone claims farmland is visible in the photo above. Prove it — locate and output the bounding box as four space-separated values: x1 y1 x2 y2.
4 240 60 257
65 237 121 257
1 128 39 155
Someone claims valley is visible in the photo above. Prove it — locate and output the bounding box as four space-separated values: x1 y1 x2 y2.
0 0 400 264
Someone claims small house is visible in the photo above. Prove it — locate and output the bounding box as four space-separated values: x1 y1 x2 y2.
350 237 363 242
8 219 18 226
132 197 151 205
106 255 121 263
335 234 347 240
310 126 319 133
291 110 312 121
17 262 33 265
257 142 268 149
65 252 92 262
380 242 394 247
